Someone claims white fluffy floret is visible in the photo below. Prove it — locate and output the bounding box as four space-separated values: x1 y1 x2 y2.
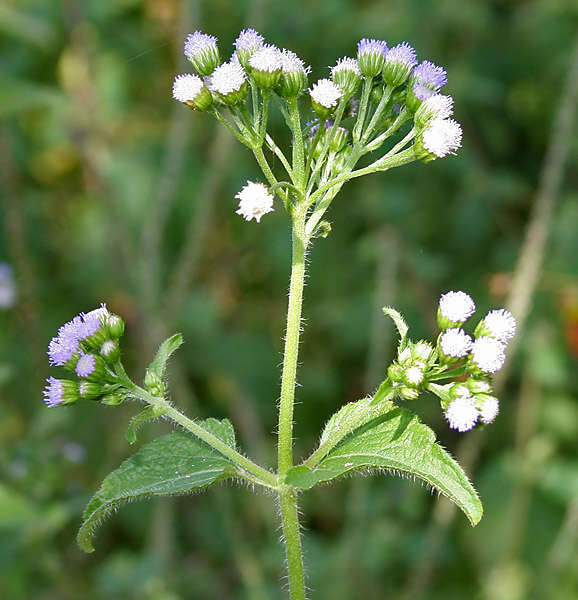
279 49 309 74
479 396 499 424
235 181 274 223
422 118 463 157
172 74 204 103
440 328 473 357
484 309 517 343
249 44 282 72
445 395 479 432
309 78 343 109
234 28 264 52
184 31 218 59
471 337 506 373
439 291 475 323
405 366 424 385
331 57 361 77
208 62 246 95
422 94 454 119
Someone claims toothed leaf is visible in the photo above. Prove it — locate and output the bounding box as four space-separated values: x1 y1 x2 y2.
287 405 483 526
78 418 238 553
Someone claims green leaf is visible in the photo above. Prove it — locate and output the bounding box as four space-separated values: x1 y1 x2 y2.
125 405 166 444
382 306 408 347
147 333 184 380
288 404 483 526
78 418 238 553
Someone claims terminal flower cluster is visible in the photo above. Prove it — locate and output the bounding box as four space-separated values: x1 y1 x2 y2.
171 29 463 229
386 291 516 432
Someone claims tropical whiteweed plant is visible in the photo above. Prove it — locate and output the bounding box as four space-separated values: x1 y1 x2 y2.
43 30 517 599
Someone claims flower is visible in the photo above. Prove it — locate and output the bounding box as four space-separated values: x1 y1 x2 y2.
414 94 454 127
249 45 282 88
382 42 417 86
404 365 424 386
470 337 506 374
43 377 79 408
234 28 264 67
75 353 96 378
48 318 82 367
0 263 16 308
440 328 473 358
172 74 212 110
331 57 361 96
184 31 220 75
445 394 479 432
479 309 517 343
418 118 463 159
277 49 309 98
412 60 447 90
438 291 475 326
235 182 275 223
310 79 343 116
357 38 388 77
208 61 247 105
477 394 500 423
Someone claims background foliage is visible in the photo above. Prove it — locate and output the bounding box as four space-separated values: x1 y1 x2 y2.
1 0 577 598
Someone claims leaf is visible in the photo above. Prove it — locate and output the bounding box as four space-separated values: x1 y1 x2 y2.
125 405 166 444
78 418 238 553
147 333 184 380
382 306 408 345
287 405 483 526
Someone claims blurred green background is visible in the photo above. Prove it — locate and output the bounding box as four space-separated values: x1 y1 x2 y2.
1 0 577 598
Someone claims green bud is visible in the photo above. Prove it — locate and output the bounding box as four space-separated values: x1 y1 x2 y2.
101 393 124 406
106 314 125 339
79 381 102 400
100 340 120 364
144 370 165 397
400 386 419 400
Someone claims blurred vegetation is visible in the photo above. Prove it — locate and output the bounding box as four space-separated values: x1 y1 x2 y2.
1 0 578 598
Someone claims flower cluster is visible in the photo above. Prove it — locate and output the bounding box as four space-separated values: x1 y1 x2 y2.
386 291 515 433
172 29 463 226
43 305 125 408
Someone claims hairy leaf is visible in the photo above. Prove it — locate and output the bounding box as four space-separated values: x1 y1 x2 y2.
147 333 184 380
287 405 482 526
125 405 166 444
382 306 408 347
78 418 238 553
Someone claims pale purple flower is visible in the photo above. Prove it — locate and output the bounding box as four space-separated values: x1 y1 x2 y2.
412 83 435 102
75 353 96 378
413 60 447 90
184 31 218 61
385 42 417 68
43 377 64 407
357 38 388 58
234 28 264 53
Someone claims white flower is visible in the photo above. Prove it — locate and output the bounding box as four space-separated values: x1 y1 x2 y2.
445 395 479 432
422 118 462 157
309 78 343 109
440 328 473 357
414 341 434 361
279 49 309 74
471 337 506 373
235 182 274 223
478 396 499 424
249 44 282 72
439 290 475 323
331 57 360 77
419 94 454 120
405 366 424 385
234 28 264 53
483 309 517 343
184 31 218 60
172 74 204 103
208 62 246 95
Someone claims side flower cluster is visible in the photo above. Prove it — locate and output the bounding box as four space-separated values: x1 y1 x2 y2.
386 291 516 433
43 305 125 408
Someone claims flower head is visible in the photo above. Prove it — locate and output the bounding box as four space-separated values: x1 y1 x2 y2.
438 291 475 326
357 38 388 77
184 31 220 75
415 93 454 127
440 328 473 358
471 337 506 374
404 365 424 386
383 42 417 86
412 60 447 90
234 28 264 67
235 181 274 223
43 377 78 408
331 57 361 96
477 394 500 424
418 118 463 159
249 45 282 88
276 49 309 98
172 74 212 110
208 61 247 105
75 353 96 378
310 79 343 116
445 394 479 432
478 309 517 343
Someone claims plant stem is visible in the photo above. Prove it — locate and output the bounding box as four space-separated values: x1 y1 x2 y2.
279 489 306 600
278 207 308 475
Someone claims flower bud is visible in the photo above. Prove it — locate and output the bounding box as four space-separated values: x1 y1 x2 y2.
234 28 264 69
248 45 282 89
309 79 343 118
100 339 120 363
144 370 165 397
43 377 79 407
437 291 475 329
101 393 124 406
475 394 500 424
474 309 516 344
382 43 417 87
331 57 361 97
75 353 107 382
172 74 213 111
277 49 309 98
400 386 419 400
106 314 125 339
79 381 102 400
208 61 248 106
414 118 463 162
357 38 388 78
184 31 220 76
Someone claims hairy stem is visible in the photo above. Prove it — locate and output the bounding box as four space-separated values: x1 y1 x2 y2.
278 207 308 475
279 489 306 600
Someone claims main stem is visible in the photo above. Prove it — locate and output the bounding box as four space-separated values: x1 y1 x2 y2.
277 205 308 599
